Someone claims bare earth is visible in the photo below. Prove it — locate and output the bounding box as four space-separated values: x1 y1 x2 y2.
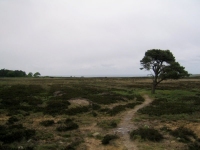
113 95 153 150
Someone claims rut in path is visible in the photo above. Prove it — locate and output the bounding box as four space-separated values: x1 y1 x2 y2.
114 95 153 150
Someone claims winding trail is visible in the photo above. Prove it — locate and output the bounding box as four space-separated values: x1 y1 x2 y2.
114 95 153 150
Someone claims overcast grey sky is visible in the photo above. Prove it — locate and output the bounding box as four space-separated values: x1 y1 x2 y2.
0 0 200 76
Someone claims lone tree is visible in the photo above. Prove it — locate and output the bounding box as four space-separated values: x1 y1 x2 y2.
34 72 41 77
140 49 189 94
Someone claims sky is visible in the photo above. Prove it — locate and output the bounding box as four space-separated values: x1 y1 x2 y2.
0 0 200 77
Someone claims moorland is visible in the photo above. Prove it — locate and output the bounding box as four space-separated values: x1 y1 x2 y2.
0 77 200 150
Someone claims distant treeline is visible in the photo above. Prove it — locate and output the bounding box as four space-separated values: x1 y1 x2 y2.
0 69 40 77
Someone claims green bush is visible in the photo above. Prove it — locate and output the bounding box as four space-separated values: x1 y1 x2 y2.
101 134 118 145
130 127 163 142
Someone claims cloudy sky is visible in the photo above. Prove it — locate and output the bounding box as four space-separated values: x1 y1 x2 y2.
0 0 200 76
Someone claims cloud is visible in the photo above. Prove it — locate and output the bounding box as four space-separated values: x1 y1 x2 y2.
0 0 200 76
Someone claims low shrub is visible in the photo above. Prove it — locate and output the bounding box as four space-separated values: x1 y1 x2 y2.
107 105 126 116
97 120 118 129
65 106 89 115
124 102 141 108
170 127 197 143
45 100 70 115
40 120 55 127
188 141 200 150
107 102 140 116
130 127 163 142
101 134 118 145
64 137 83 150
0 145 19 150
7 116 19 124
0 124 36 144
99 108 110 113
64 118 73 124
135 94 145 102
92 111 98 117
56 121 79 132
91 103 101 110
138 97 200 116
87 93 123 104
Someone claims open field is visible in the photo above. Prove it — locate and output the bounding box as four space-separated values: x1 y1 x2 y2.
0 77 200 150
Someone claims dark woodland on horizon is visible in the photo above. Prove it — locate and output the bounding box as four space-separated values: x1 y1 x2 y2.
0 69 40 77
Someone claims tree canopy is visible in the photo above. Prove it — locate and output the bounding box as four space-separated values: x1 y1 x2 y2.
140 49 189 94
0 69 41 78
34 72 41 77
0 69 26 77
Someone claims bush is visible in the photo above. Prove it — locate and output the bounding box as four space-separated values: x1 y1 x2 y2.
110 121 117 128
92 103 101 110
130 127 163 142
135 94 145 102
97 120 118 129
65 106 89 115
124 102 141 108
45 100 70 115
170 127 197 143
56 121 79 132
40 120 55 127
7 116 19 124
107 105 126 116
188 141 200 150
64 137 83 150
107 102 140 116
64 118 73 124
92 111 98 117
138 97 200 116
101 134 118 145
0 124 36 144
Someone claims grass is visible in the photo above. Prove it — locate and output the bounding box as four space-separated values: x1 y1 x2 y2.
0 77 200 149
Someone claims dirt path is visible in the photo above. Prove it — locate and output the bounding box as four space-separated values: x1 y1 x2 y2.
114 95 153 150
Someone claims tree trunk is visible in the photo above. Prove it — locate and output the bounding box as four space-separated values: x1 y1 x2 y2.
151 82 156 94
